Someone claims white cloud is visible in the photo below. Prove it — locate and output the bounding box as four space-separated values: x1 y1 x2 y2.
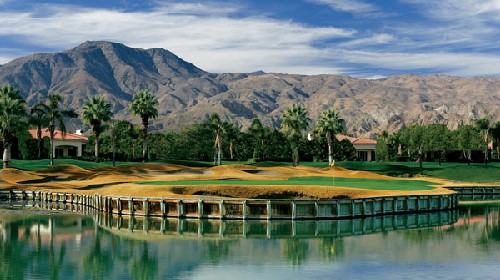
336 50 500 76
0 3 354 74
308 0 376 13
338 33 395 48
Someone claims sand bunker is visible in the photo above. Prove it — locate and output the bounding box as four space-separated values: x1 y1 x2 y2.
0 163 455 199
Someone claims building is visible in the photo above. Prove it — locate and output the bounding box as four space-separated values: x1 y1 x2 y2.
28 129 88 158
336 134 377 161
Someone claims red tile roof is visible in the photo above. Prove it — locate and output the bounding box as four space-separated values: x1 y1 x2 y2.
28 129 88 141
336 134 376 145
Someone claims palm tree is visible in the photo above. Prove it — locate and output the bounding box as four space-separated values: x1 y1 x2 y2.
129 90 158 162
315 109 344 166
248 118 267 160
0 84 27 168
476 117 491 165
32 94 77 165
222 121 237 160
209 113 224 165
82 95 113 162
29 105 49 160
281 104 310 167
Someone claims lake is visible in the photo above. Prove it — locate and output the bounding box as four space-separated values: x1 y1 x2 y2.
1 201 500 279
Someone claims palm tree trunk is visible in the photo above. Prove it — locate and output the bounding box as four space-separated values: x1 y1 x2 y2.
484 147 488 165
50 132 55 166
112 132 116 167
3 142 10 169
229 140 234 160
132 140 136 160
37 128 42 160
217 144 221 166
327 136 333 166
142 118 148 162
94 134 100 163
293 146 299 167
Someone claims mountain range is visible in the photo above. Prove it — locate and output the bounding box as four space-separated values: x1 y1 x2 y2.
0 41 498 138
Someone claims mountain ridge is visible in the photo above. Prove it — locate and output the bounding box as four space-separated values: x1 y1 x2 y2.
0 41 498 137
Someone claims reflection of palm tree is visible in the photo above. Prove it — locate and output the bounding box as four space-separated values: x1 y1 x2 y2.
204 240 230 264
282 239 309 266
318 238 343 261
129 241 158 280
491 208 500 241
82 229 112 279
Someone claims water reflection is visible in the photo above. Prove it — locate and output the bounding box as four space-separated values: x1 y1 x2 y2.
2 203 500 279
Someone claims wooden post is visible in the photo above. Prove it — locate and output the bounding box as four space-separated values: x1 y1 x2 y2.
160 200 166 217
198 199 203 219
143 199 149 216
267 200 272 220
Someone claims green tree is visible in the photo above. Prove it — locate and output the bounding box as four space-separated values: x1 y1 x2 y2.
400 125 426 168
247 118 267 160
129 90 158 162
476 117 491 165
208 113 224 165
82 95 113 162
281 104 310 167
222 121 238 160
109 120 130 166
455 124 482 165
29 105 49 160
316 109 344 166
375 130 390 161
424 124 450 166
31 94 77 165
0 84 27 168
490 121 500 159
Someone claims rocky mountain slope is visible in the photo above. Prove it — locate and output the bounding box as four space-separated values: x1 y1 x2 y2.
0 41 498 138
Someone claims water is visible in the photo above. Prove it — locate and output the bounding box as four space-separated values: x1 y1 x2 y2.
1 202 500 279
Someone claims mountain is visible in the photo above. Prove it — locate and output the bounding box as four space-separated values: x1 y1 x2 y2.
0 41 498 137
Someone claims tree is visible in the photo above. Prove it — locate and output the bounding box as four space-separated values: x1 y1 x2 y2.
32 94 77 165
129 90 158 162
455 125 482 165
375 130 390 162
0 84 27 168
222 121 238 160
208 113 224 165
490 121 500 159
476 117 491 165
82 95 113 162
247 118 267 160
29 105 49 160
400 125 426 168
281 104 310 167
424 124 450 166
315 109 344 166
110 120 130 166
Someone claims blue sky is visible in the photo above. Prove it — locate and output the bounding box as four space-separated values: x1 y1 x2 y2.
1 0 500 78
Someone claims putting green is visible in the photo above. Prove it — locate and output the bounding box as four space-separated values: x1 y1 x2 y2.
138 176 436 191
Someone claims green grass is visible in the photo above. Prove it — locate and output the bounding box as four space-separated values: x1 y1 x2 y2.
7 159 215 171
5 159 499 184
138 176 435 191
335 161 500 183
